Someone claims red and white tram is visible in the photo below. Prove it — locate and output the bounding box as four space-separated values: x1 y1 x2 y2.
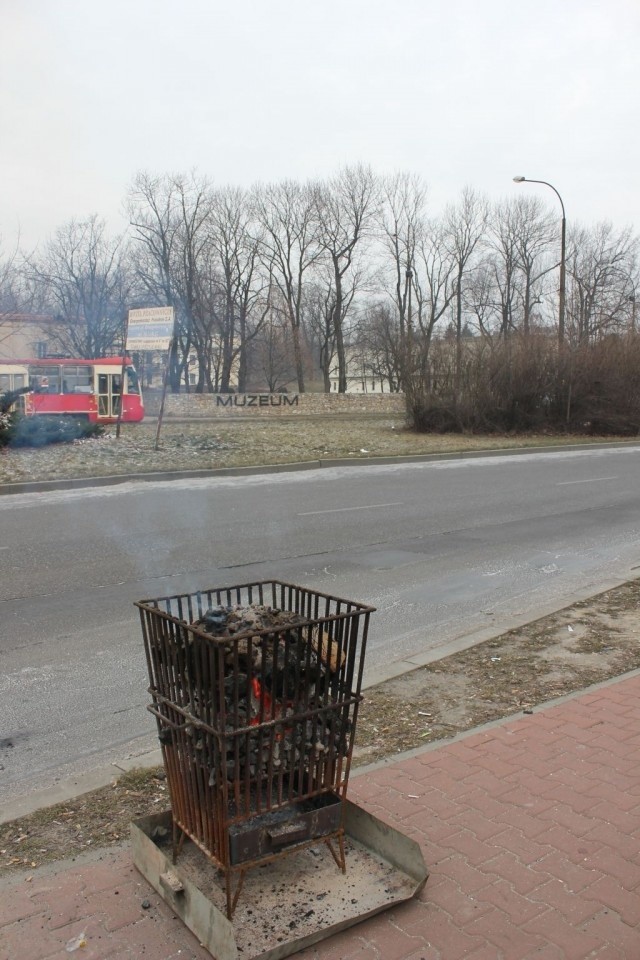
0 357 145 423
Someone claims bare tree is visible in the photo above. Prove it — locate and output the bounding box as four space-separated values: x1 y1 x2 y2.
354 302 403 392
410 219 458 385
378 172 426 352
567 222 639 344
207 186 268 392
128 171 213 390
377 175 460 394
462 197 555 343
485 201 520 338
0 237 23 313
304 275 337 393
477 196 556 339
464 260 498 336
0 237 28 349
250 294 298 391
129 174 285 393
254 180 321 393
509 196 556 335
443 187 489 403
26 216 130 358
313 165 379 392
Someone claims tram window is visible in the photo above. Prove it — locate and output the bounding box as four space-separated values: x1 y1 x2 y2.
1 372 27 395
98 374 108 394
30 365 60 393
62 365 92 393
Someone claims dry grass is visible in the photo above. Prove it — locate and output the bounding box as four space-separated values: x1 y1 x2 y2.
0 416 627 485
0 768 168 876
355 579 640 764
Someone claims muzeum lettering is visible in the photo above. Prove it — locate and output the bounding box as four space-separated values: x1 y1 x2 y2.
215 394 300 407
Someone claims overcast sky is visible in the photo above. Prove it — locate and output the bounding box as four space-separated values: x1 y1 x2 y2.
2 0 639 250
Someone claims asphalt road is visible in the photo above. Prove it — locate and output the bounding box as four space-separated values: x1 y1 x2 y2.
2 444 640 803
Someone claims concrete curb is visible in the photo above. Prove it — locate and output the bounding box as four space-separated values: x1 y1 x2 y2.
1 438 639 496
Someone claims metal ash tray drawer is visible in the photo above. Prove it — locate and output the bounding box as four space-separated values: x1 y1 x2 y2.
229 793 342 865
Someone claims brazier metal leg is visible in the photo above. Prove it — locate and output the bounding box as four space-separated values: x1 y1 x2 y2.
324 832 347 873
172 821 186 864
226 868 248 920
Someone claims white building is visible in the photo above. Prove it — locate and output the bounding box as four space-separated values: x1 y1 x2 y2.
328 346 393 393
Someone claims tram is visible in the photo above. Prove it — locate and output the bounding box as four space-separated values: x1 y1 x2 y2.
0 357 145 423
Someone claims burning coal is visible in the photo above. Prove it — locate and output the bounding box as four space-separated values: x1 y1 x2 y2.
183 604 349 788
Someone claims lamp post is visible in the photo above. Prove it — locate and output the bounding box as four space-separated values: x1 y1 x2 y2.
513 176 566 346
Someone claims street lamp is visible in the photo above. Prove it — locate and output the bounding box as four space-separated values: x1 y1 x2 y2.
513 176 566 346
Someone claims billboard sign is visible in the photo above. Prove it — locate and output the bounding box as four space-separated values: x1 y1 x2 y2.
126 307 175 351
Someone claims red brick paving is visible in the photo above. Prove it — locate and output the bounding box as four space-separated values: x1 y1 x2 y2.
3 672 640 959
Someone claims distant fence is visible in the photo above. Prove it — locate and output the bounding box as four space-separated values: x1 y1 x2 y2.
144 391 406 418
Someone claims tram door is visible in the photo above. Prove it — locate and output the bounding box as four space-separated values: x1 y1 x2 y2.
97 373 122 419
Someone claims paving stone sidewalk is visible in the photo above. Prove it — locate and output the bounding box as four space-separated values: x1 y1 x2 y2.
3 672 640 960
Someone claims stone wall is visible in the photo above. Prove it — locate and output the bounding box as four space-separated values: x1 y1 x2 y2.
145 391 406 418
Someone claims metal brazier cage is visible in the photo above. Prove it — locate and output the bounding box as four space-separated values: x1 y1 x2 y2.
136 579 375 917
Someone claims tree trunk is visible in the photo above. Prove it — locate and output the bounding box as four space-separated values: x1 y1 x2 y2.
289 304 305 393
332 262 347 392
